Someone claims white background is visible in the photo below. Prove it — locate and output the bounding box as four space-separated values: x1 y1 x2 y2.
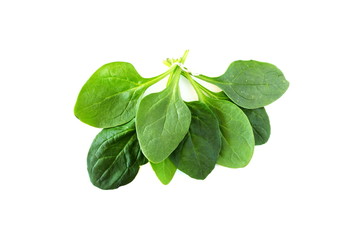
1 0 359 239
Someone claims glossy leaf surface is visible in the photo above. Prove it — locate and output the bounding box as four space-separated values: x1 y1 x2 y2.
201 89 271 146
75 62 160 128
170 101 221 179
204 97 254 168
87 120 146 190
198 60 289 109
136 67 191 163
150 158 177 185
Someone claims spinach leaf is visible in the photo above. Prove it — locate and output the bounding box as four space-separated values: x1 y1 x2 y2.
204 97 254 168
150 158 177 185
87 120 146 190
74 62 172 128
204 92 271 145
197 60 289 109
207 93 271 145
136 66 191 163
188 80 271 146
169 101 221 179
241 107 270 145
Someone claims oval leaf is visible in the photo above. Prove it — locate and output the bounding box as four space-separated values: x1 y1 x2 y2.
136 80 191 163
203 90 271 146
170 101 221 179
75 62 158 128
150 159 177 185
87 120 147 190
204 98 254 168
198 60 289 109
241 107 271 145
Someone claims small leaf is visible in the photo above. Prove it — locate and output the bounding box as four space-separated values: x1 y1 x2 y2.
198 60 289 109
170 101 221 179
204 97 254 168
150 159 177 185
87 120 146 190
74 62 164 128
241 107 271 145
136 67 191 163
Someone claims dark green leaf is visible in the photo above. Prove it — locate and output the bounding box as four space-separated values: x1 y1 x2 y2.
204 97 254 168
170 101 221 179
136 67 191 163
74 62 167 128
198 60 289 109
150 158 177 185
87 120 146 190
241 107 271 145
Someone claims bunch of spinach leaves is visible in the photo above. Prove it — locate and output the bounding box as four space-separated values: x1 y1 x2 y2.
74 50 289 189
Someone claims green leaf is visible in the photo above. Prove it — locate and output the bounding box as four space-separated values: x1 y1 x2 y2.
204 97 254 168
169 101 221 179
206 91 271 145
74 62 169 128
87 120 146 190
136 67 191 163
197 60 289 109
198 87 271 146
150 159 177 185
241 107 271 145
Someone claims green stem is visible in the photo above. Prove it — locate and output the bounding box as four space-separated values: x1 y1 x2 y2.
183 72 207 101
146 65 177 85
184 72 228 101
180 50 189 64
196 74 219 85
167 67 182 88
196 83 220 99
166 50 190 87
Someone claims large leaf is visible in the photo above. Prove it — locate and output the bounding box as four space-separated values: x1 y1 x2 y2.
241 107 271 145
150 159 177 185
197 60 289 109
169 101 221 179
74 62 167 128
201 89 271 146
209 91 271 145
87 120 146 190
136 67 191 163
204 97 254 168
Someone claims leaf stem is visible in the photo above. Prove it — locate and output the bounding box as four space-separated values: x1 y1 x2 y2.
183 73 228 101
166 50 190 87
196 74 219 85
183 72 207 101
146 65 177 85
180 50 189 64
